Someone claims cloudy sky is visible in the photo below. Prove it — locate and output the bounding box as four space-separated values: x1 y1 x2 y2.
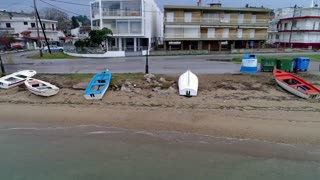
0 0 315 16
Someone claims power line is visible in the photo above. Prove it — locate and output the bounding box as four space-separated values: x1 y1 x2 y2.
45 0 90 7
39 0 82 15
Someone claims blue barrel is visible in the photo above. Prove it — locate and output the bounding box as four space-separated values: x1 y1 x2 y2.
240 54 258 73
293 57 310 71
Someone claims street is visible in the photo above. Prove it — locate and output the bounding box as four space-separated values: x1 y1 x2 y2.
1 51 320 74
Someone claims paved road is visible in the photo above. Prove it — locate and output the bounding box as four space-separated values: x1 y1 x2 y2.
1 51 320 74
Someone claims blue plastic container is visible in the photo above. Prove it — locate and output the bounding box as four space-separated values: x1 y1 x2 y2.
293 57 310 71
240 54 258 73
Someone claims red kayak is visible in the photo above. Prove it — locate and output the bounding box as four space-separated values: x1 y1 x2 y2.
273 69 320 99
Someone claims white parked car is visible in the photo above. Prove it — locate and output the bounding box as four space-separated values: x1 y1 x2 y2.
43 45 64 52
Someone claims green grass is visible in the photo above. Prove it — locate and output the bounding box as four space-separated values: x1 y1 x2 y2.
232 54 320 63
28 52 77 59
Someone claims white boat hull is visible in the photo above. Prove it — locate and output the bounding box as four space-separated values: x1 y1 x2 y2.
0 70 37 89
275 79 318 99
25 78 59 97
178 70 199 97
83 84 109 100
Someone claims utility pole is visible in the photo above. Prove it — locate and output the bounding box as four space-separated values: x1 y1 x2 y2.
288 5 297 48
33 0 43 57
0 56 5 75
145 50 149 74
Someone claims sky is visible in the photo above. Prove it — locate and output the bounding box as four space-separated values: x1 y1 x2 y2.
0 0 315 16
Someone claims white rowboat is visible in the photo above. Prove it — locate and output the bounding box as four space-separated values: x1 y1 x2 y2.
0 70 37 89
24 78 59 97
178 70 199 97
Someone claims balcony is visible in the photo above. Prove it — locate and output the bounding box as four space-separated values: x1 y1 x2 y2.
164 17 269 27
102 10 141 17
164 33 267 40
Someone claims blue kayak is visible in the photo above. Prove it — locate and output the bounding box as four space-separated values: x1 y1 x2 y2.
83 70 112 100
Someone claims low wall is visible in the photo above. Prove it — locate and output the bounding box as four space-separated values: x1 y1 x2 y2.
65 51 125 58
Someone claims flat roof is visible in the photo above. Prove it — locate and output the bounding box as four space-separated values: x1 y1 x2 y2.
164 5 271 12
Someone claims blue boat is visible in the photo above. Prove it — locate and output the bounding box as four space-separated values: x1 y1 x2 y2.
83 70 112 100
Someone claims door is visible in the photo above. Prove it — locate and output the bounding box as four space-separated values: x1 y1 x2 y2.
251 15 256 23
237 29 243 38
208 28 215 38
250 29 255 38
184 12 192 23
238 14 244 24
167 12 174 22
223 28 229 38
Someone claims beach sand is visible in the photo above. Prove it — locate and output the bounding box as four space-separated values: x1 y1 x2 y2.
0 73 320 145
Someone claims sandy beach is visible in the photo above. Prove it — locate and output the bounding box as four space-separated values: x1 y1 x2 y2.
0 73 320 145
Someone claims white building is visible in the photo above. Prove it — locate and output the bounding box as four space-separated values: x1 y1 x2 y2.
0 10 64 48
71 26 91 39
90 0 163 52
268 1 320 49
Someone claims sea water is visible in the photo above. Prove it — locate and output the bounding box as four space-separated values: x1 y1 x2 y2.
0 124 319 180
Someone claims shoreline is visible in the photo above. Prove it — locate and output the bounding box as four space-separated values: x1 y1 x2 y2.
1 102 320 146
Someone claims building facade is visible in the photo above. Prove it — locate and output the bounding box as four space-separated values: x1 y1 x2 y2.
268 5 320 49
0 10 64 49
90 0 163 52
163 3 270 51
0 10 62 41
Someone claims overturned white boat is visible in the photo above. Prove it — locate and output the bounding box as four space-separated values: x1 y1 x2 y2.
178 70 199 97
0 70 37 89
24 78 59 97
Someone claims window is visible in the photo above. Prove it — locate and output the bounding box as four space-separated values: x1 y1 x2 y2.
223 14 230 23
24 22 28 25
284 23 288 30
117 21 129 34
313 22 316 30
130 21 142 34
251 15 256 23
6 23 11 28
292 20 297 28
31 23 36 28
43 24 46 29
276 35 280 40
250 29 255 38
52 24 55 30
167 12 174 22
184 12 192 23
203 13 219 23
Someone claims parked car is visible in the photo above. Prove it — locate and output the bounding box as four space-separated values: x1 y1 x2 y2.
43 45 64 52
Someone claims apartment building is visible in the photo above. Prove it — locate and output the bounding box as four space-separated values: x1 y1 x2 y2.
163 3 270 51
90 0 163 52
0 10 62 42
268 3 320 49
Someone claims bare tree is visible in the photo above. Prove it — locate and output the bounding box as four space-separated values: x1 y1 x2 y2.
39 7 71 35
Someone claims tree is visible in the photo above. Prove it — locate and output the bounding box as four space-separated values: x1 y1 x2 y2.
89 28 113 48
71 15 91 26
39 8 71 34
71 16 80 29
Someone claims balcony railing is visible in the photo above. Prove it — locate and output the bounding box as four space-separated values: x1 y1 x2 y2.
164 17 269 26
164 33 267 40
28 28 56 31
102 10 141 17
0 27 14 31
